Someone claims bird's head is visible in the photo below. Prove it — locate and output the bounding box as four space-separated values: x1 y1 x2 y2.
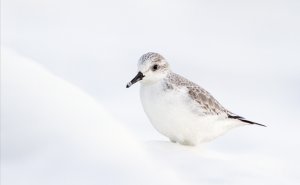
126 52 171 88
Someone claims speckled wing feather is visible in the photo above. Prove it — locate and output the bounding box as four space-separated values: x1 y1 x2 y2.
166 73 266 126
167 73 228 116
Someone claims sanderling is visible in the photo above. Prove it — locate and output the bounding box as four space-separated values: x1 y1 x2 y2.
126 52 265 146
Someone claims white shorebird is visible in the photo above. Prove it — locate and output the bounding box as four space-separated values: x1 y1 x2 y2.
126 52 265 146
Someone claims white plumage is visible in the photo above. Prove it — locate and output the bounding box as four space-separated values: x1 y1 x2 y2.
127 52 265 146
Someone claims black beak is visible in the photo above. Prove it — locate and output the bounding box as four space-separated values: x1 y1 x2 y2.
126 72 145 88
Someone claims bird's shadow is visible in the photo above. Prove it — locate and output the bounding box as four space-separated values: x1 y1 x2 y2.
144 140 229 161
144 139 279 171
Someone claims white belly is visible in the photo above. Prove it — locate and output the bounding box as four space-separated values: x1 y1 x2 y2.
140 82 241 145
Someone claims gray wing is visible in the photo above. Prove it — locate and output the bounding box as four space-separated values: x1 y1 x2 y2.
167 73 228 116
167 73 266 126
187 85 227 115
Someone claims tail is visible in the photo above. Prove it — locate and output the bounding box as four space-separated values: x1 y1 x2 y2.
228 115 266 127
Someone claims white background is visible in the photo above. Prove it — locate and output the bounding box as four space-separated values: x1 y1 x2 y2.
1 0 300 184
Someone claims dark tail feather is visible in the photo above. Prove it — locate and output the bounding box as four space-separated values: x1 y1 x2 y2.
228 115 266 127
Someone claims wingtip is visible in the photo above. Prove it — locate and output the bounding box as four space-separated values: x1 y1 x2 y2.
252 122 267 127
240 119 267 127
228 115 266 127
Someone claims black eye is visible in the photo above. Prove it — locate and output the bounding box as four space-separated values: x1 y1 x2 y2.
152 64 159 71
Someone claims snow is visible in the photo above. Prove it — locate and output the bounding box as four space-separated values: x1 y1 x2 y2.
1 49 186 185
1 0 300 184
1 48 300 185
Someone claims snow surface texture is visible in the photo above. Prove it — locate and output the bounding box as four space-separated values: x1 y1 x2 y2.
1 0 300 184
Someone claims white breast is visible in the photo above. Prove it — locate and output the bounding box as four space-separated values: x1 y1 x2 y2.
140 81 242 145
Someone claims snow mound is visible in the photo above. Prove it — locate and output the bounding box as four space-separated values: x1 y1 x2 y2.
0 49 186 185
1 48 298 185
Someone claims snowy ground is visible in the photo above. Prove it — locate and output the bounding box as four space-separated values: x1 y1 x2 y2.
1 50 188 185
1 0 300 185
